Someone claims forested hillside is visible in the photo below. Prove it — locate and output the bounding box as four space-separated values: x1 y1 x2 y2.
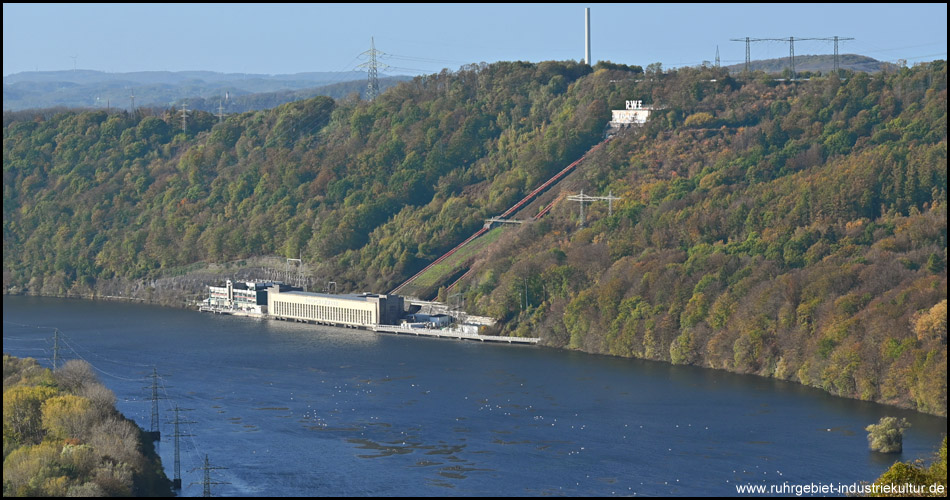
3 60 946 414
453 62 948 416
3 60 608 295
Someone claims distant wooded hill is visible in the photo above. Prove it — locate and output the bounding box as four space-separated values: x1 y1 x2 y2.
725 53 897 75
172 77 413 114
1 55 895 112
2 69 411 111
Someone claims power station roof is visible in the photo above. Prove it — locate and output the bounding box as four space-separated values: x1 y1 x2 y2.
276 291 389 302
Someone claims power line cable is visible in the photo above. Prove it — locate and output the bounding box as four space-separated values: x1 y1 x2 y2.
2 346 49 352
375 34 542 56
314 54 366 86
3 320 58 331
382 65 430 75
54 330 157 369
2 335 48 341
899 52 947 62
851 40 945 55
6 322 162 377
380 52 469 66
56 335 148 382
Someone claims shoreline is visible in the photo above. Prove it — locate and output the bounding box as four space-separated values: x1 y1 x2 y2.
197 302 539 344
3 289 945 418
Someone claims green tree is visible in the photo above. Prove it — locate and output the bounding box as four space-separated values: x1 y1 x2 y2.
866 416 912 453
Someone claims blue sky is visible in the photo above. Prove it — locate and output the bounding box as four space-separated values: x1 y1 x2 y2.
3 3 947 77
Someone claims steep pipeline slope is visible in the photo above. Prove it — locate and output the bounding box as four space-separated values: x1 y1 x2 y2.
391 139 609 298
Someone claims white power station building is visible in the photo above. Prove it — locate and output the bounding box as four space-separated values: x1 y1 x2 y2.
610 100 653 125
267 287 405 327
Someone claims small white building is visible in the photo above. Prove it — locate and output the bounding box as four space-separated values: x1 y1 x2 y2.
610 100 653 125
406 313 453 328
454 324 481 335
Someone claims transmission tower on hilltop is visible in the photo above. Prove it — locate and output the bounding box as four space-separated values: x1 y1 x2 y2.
731 35 854 78
730 37 771 74
357 37 390 101
568 190 621 226
810 36 855 73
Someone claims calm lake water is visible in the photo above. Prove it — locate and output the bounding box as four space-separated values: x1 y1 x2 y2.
2 295 946 496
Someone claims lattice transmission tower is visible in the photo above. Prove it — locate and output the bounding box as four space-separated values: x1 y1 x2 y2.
730 37 771 74
191 455 229 497
810 36 855 73
568 190 621 226
168 406 196 490
357 37 390 101
146 368 165 441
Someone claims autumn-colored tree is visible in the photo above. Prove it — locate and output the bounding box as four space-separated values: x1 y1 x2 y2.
3 385 58 446
41 394 95 441
914 299 947 343
2 355 173 496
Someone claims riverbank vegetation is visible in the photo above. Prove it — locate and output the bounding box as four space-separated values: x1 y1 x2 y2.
870 436 947 497
3 59 946 415
2 354 173 496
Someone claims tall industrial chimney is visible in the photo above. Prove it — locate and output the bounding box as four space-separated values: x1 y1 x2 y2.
585 8 591 65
